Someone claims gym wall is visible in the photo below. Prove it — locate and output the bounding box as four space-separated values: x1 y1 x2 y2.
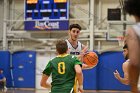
0 51 130 91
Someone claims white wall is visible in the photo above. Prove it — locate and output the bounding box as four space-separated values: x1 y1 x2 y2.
36 52 56 89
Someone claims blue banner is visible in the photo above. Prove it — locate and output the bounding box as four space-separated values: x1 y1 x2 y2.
24 20 69 31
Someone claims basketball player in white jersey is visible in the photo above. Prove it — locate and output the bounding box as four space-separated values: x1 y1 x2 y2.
66 24 89 69
114 44 129 85
124 0 140 92
66 24 89 93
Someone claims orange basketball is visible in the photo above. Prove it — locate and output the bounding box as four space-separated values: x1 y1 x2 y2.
83 52 98 68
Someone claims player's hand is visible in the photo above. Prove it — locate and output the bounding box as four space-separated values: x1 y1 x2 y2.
81 45 88 53
113 70 120 79
82 64 88 69
78 45 88 62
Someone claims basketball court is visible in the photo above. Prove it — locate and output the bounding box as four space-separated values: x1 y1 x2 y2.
6 89 130 93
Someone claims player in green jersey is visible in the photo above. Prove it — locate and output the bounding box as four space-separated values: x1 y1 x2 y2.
40 40 83 93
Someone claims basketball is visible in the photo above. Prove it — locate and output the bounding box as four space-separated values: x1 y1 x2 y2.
83 52 98 68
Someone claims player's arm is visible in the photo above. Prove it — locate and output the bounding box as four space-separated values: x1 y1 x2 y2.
117 62 129 85
40 62 52 89
122 62 129 85
74 64 83 92
82 64 92 69
81 44 88 54
77 44 88 69
40 74 51 88
76 45 87 61
127 28 140 92
73 56 84 92
114 62 129 85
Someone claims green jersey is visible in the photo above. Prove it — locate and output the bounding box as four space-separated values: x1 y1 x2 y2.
43 54 82 93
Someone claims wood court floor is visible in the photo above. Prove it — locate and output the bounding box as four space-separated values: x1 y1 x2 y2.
4 89 130 93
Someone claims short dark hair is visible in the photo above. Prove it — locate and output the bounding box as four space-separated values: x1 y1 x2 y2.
124 0 140 17
69 24 81 31
123 44 128 49
56 40 68 54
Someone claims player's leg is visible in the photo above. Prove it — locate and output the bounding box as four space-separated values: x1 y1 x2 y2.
73 77 78 93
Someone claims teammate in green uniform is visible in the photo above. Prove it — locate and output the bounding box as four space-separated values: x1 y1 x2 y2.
40 40 83 93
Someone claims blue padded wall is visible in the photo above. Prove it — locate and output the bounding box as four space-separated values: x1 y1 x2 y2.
83 67 97 90
0 51 131 90
0 51 12 87
98 51 130 90
12 51 36 88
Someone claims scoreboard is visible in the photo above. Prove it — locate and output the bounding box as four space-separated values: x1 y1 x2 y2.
24 0 69 31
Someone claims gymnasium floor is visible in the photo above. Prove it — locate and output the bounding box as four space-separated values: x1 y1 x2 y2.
5 89 130 93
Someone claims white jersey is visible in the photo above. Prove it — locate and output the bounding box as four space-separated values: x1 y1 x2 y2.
65 39 82 55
